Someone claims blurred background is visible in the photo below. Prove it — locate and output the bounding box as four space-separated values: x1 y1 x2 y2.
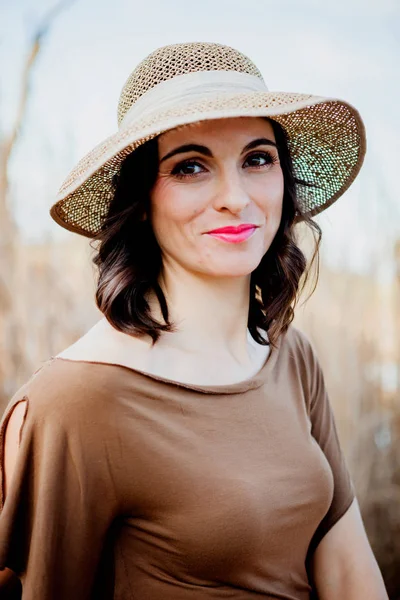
0 0 399 596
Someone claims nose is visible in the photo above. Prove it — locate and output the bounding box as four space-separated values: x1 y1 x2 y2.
212 167 251 214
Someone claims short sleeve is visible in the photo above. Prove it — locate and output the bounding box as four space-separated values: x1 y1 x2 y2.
304 337 355 551
0 373 120 599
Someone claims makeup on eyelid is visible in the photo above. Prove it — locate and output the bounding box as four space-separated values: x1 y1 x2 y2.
170 150 277 180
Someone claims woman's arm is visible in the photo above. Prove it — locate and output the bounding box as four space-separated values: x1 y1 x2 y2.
0 382 120 599
311 498 388 600
3 400 27 497
0 568 21 600
0 401 27 599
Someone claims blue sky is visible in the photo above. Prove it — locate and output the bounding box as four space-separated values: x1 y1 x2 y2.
0 0 399 276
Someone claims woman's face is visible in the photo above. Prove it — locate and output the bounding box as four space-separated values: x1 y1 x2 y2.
150 117 284 279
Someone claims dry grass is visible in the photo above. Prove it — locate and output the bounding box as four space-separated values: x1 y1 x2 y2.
295 238 400 598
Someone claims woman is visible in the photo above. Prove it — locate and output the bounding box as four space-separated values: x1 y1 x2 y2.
0 42 388 599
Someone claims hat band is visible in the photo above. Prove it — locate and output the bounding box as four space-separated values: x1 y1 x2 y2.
119 70 269 129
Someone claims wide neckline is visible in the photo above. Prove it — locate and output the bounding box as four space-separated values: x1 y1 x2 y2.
49 337 282 395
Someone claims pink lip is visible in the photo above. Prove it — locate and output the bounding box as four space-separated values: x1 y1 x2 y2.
206 224 258 244
208 224 257 234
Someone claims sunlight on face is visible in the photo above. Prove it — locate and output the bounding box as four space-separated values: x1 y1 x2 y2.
150 117 284 279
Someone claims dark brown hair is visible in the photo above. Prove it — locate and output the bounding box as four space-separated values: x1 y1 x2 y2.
91 119 321 346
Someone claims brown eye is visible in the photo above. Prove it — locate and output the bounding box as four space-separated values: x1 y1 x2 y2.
171 160 205 178
243 152 275 168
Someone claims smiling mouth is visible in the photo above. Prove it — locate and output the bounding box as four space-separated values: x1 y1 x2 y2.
206 224 258 244
207 224 257 234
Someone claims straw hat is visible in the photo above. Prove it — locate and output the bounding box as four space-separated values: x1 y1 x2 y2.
50 42 366 238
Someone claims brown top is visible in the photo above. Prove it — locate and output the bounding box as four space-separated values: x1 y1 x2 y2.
0 326 354 600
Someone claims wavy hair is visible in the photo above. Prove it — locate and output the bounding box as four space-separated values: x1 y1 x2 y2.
91 119 321 346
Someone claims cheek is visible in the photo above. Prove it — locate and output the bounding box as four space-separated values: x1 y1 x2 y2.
254 171 284 220
150 179 204 243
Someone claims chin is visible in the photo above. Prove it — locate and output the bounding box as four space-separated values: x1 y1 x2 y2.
201 256 264 278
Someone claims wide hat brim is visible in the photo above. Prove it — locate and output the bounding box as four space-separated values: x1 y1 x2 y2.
50 91 366 238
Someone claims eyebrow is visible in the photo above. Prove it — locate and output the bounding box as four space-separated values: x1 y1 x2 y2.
159 137 277 163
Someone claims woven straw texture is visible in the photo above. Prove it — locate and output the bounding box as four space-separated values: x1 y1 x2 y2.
50 42 366 238
117 42 263 125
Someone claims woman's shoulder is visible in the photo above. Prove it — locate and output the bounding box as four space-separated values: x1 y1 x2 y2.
277 324 323 386
3 354 122 431
281 324 316 358
14 317 142 417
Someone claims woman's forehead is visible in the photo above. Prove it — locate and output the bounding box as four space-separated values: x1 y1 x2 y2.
158 117 276 151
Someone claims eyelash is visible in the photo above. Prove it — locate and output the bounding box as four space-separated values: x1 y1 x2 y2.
170 151 278 180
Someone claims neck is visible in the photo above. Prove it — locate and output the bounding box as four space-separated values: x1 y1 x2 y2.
151 261 253 363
